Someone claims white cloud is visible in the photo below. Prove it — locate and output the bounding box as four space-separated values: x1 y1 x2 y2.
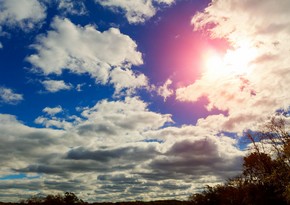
109 67 148 96
76 83 85 92
155 0 175 4
77 97 173 144
176 0 290 133
0 86 23 104
0 0 46 29
34 116 72 129
191 0 290 43
157 79 174 101
28 17 145 94
95 0 175 24
42 106 63 116
57 0 86 15
41 80 72 93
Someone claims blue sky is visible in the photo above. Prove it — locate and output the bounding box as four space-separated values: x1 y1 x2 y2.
0 0 212 126
0 0 289 202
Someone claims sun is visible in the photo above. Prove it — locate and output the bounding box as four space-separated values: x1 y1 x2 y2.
206 54 223 71
204 44 257 77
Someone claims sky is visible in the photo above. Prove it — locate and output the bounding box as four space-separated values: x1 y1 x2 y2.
0 0 289 202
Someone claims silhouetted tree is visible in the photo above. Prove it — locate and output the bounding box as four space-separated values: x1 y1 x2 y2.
21 192 86 205
43 194 64 205
64 192 84 205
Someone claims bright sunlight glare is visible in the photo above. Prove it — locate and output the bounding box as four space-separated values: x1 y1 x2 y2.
204 44 257 77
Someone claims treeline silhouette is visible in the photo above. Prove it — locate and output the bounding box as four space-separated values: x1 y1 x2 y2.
1 117 289 205
0 192 193 205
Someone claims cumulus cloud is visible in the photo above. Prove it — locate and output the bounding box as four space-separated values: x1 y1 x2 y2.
41 80 72 93
77 97 173 144
157 79 174 101
109 67 148 96
35 96 171 133
0 86 23 104
95 0 175 24
27 17 145 94
42 106 63 116
0 0 46 29
176 0 290 133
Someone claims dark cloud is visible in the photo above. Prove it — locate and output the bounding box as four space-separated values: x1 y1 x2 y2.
0 180 42 190
16 164 62 175
77 123 117 136
66 145 159 162
159 182 191 191
43 180 88 192
168 139 218 156
97 174 140 185
147 138 243 180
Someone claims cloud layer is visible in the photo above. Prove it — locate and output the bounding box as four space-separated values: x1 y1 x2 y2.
0 96 244 202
